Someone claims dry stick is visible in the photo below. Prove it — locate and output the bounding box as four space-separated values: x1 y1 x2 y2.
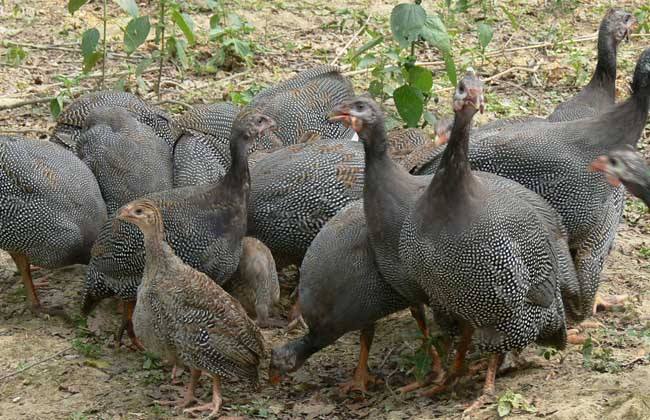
156 0 166 100
0 347 72 382
3 40 141 59
330 14 372 66
430 66 538 95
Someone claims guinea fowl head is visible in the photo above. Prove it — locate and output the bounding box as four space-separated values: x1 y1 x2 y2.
329 96 384 143
453 69 485 118
590 146 648 188
117 199 164 235
631 48 650 97
232 110 276 143
601 9 635 45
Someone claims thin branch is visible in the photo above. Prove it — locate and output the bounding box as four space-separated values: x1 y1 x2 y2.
2 40 140 59
0 97 55 111
330 14 372 66
156 0 166 100
0 347 72 382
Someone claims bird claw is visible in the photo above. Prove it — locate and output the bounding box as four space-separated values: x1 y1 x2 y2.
183 400 221 418
593 294 628 314
339 371 382 395
462 393 495 415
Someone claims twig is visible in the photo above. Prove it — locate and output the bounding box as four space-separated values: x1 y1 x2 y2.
430 66 538 95
156 0 166 100
330 14 371 66
0 97 56 111
101 0 108 90
0 347 72 382
2 40 139 59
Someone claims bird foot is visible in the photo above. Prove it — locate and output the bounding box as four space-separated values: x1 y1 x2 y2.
183 399 221 418
462 392 495 415
32 276 49 289
286 315 307 331
567 329 588 345
256 317 287 329
593 294 628 314
115 320 145 351
171 365 184 385
339 369 382 394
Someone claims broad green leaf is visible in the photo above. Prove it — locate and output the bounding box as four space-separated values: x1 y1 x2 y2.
582 335 593 367
390 3 427 48
499 6 519 30
123 16 150 54
6 47 27 66
421 15 451 54
81 28 100 58
114 0 139 17
50 96 64 118
423 110 437 127
172 10 196 45
357 54 377 69
408 66 433 93
477 22 494 51
497 400 512 417
68 0 88 15
443 52 457 86
168 36 189 68
82 51 102 73
393 85 423 128
227 38 252 59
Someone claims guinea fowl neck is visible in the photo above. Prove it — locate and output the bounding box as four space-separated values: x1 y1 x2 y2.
223 126 251 190
594 91 649 149
139 219 168 283
588 29 617 95
361 118 396 176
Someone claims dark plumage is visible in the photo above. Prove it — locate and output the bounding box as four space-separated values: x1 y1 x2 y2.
77 106 174 214
399 72 574 410
548 9 635 122
173 103 240 187
0 136 107 314
591 147 650 207
82 110 276 345
121 199 264 416
412 48 650 320
51 91 181 151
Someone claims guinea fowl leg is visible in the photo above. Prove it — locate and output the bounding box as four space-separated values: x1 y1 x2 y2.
156 368 200 407
463 353 501 414
9 252 67 318
398 305 445 394
339 325 382 394
420 325 474 397
116 301 145 351
183 374 222 417
592 293 629 313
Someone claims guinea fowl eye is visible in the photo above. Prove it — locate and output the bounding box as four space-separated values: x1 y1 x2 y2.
609 157 619 167
135 208 143 215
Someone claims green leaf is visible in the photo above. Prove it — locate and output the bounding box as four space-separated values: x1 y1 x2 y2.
68 0 88 15
114 0 139 17
172 11 196 45
6 47 27 66
582 335 593 367
50 96 64 118
167 36 189 68
393 85 423 128
81 28 100 57
123 16 151 54
368 80 383 98
443 52 457 86
423 110 437 127
499 6 519 30
408 66 433 93
390 3 427 48
477 22 494 51
497 400 512 417
421 15 451 55
82 52 103 73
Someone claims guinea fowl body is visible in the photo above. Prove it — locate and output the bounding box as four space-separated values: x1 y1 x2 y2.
173 102 240 187
122 200 264 415
51 91 181 151
77 107 174 215
82 111 276 315
0 136 107 311
547 9 634 122
249 65 356 150
412 49 650 319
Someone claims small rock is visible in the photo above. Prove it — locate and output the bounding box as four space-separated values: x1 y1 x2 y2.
12 396 21 403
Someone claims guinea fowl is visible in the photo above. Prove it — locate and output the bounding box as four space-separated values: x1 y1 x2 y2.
547 9 635 122
0 136 107 315
591 147 650 207
119 199 265 416
51 90 181 151
398 72 574 411
269 200 430 393
412 48 650 322
227 237 281 328
248 65 356 150
173 102 239 187
77 106 174 214
81 110 276 347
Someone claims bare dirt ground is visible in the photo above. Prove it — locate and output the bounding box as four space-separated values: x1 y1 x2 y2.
1 0 650 419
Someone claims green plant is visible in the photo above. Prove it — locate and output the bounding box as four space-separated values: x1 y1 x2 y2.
538 346 559 361
209 10 256 69
5 46 27 66
582 336 621 373
638 246 650 259
497 390 537 417
71 338 102 358
634 5 650 32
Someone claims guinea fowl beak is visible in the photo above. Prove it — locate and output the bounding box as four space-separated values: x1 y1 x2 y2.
329 105 351 125
590 156 622 187
624 15 637 43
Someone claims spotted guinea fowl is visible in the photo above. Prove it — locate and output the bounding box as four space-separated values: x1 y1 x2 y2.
398 72 574 411
77 106 174 215
547 9 635 122
270 200 431 393
413 48 650 322
51 91 181 151
248 65 356 150
173 102 239 187
81 110 276 346
591 147 650 207
0 136 107 315
227 237 281 328
118 199 264 416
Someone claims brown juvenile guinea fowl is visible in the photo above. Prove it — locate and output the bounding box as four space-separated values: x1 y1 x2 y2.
51 90 181 151
591 147 650 207
547 9 635 122
269 200 430 393
0 136 107 315
81 110 275 348
77 106 174 215
118 199 265 416
227 237 282 328
412 48 650 327
398 72 575 411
